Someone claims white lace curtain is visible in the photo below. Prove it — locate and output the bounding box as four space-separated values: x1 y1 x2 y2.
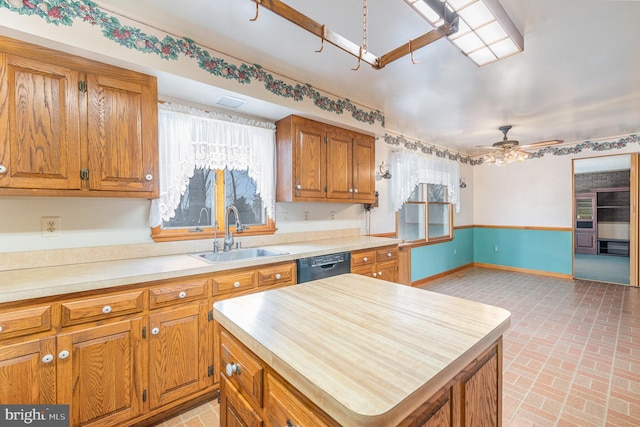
390 149 460 213
149 103 276 227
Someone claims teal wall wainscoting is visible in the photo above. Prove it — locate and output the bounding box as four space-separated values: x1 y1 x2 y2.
411 227 474 282
473 227 572 275
410 227 573 283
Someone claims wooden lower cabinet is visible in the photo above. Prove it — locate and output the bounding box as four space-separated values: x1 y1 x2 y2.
221 376 263 427
351 245 399 283
0 337 56 404
149 301 212 409
57 318 145 426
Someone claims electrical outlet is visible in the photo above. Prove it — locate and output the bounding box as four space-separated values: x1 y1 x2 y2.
304 211 310 221
330 211 335 221
280 211 289 222
453 249 457 255
42 216 61 237
494 246 499 252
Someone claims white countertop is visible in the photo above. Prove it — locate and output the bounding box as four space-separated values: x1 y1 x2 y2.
0 236 400 303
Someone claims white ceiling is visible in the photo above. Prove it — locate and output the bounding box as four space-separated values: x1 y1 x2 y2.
96 0 640 155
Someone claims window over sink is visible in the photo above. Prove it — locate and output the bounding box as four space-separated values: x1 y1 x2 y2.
150 103 276 242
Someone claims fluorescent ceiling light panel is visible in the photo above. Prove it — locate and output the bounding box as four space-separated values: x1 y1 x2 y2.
404 0 523 66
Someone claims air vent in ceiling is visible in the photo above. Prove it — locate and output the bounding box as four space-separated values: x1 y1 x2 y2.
216 95 247 109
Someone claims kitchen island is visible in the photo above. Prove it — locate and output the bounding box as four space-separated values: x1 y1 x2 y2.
213 274 511 427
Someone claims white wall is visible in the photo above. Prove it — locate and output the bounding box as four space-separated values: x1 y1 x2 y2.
473 146 639 227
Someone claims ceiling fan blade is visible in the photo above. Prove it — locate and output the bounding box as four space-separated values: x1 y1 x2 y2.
520 139 564 148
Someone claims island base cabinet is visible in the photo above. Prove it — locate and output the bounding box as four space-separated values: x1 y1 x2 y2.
266 373 335 427
401 339 501 427
221 376 263 427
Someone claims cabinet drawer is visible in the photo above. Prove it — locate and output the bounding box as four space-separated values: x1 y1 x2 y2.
0 306 52 340
61 291 144 327
149 278 209 308
377 246 398 262
257 262 296 288
351 250 376 267
266 373 333 427
212 270 256 295
220 329 264 408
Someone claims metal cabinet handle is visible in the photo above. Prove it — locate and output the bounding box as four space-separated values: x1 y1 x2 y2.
233 281 240 288
0 165 6 174
178 291 187 299
145 174 153 181
225 362 241 376
102 305 112 314
275 273 282 280
42 354 54 364
58 350 69 359
286 420 296 427
151 327 160 335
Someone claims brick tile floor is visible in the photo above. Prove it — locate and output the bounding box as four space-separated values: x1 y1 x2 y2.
155 267 640 427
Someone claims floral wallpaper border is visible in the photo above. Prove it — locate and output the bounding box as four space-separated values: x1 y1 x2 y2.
383 133 640 166
0 0 385 126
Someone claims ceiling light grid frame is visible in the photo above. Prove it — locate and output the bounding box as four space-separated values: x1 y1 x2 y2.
405 0 523 66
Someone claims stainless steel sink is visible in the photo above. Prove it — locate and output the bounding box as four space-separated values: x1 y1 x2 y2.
191 247 289 263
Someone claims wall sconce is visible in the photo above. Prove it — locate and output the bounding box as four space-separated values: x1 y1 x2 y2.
459 178 467 188
379 162 392 180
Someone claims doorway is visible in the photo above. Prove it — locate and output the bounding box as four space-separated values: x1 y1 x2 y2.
573 155 636 285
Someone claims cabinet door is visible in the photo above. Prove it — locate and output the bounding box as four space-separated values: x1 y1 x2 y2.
326 129 353 200
375 261 398 283
221 376 263 427
149 302 212 409
57 318 145 427
293 119 326 199
0 53 81 190
0 337 56 404
86 73 157 195
461 347 499 427
351 133 375 202
266 373 332 427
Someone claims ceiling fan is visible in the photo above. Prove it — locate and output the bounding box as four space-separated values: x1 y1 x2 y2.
479 125 564 165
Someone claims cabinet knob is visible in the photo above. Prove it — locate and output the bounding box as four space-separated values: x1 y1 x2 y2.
349 188 353 193
286 420 297 427
296 184 302 190
354 189 359 193
145 174 153 181
102 305 112 314
363 257 368 262
151 327 160 335
42 354 54 364
378 271 383 276
275 273 282 280
178 291 187 299
58 350 70 359
0 325 3 333
0 165 6 174
233 281 240 288
373 272 377 277
387 252 392 257
225 362 241 376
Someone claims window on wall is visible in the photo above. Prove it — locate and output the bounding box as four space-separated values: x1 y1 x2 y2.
397 183 453 242
150 103 276 242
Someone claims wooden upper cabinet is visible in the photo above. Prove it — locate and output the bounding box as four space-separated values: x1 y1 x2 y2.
0 35 158 198
87 74 157 195
293 118 326 199
0 53 81 190
276 115 375 203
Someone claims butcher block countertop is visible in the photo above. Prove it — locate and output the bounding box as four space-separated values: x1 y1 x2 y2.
0 235 398 303
214 274 512 427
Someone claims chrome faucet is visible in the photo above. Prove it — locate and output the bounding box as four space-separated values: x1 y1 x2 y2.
223 205 244 252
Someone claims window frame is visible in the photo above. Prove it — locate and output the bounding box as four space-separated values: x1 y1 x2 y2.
396 183 454 245
151 169 276 243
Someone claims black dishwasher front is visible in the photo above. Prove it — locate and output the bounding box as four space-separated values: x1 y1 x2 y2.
296 252 351 283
